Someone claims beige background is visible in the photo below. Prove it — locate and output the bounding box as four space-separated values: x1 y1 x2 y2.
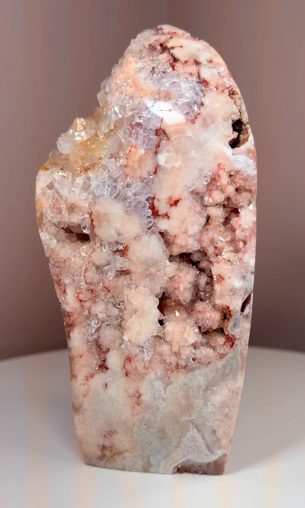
1 0 304 359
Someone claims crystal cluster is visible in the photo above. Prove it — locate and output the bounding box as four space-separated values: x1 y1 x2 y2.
36 25 256 475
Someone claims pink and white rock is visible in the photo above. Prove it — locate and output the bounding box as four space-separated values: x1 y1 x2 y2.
36 25 256 475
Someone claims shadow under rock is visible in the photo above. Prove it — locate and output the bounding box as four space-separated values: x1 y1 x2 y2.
226 346 305 473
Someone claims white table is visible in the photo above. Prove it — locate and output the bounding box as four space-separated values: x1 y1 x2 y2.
0 347 304 508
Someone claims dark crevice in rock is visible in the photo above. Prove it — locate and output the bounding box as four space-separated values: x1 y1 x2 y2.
229 119 244 148
62 226 90 243
228 88 250 148
171 53 179 64
223 207 239 227
172 454 226 475
241 293 252 313
169 253 198 267
75 232 90 242
157 292 166 316
159 42 167 54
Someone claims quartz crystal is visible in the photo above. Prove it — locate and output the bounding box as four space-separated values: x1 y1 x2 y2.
36 25 256 475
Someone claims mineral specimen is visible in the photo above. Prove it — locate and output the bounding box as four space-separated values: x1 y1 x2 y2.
36 25 256 475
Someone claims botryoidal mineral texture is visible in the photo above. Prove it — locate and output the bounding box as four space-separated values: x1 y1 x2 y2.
36 25 256 475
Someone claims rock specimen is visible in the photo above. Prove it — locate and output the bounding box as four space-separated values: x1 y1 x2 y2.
36 25 256 475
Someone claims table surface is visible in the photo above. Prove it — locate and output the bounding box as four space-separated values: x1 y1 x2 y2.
1 346 304 508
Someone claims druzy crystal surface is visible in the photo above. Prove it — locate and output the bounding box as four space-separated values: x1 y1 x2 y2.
36 25 256 475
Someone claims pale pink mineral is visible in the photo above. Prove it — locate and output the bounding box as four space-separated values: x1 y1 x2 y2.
36 25 256 474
